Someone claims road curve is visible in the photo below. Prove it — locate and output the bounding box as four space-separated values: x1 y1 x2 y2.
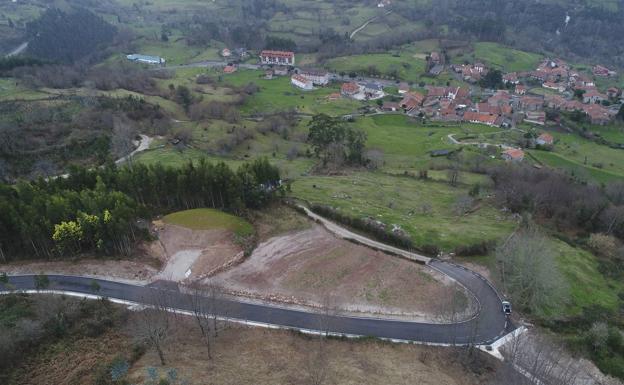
2 263 508 345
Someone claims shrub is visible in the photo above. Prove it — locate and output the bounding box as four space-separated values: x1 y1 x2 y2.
588 233 618 257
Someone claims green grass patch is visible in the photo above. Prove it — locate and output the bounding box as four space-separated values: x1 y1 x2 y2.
291 171 516 251
163 208 253 236
553 238 620 317
471 42 543 72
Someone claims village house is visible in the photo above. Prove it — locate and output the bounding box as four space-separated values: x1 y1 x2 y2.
502 148 525 162
454 64 487 83
503 72 519 85
398 82 410 94
563 99 584 112
273 66 289 76
524 111 546 125
291 74 313 90
487 90 512 107
545 95 567 109
298 69 329 86
400 91 425 112
260 50 295 66
221 48 231 58
583 89 607 104
425 85 447 99
382 102 400 112
607 87 621 99
536 133 554 146
223 65 237 74
593 65 617 77
519 95 544 111
463 111 499 126
126 54 165 65
583 104 611 125
233 48 248 59
515 85 527 95
341 82 361 97
363 82 384 99
327 93 341 101
542 81 566 93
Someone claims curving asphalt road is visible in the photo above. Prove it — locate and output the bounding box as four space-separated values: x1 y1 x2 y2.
2 260 509 345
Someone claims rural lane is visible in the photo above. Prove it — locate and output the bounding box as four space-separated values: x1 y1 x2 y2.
1 208 510 345
2 269 509 345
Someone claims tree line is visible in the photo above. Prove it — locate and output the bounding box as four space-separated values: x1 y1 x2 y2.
0 158 281 261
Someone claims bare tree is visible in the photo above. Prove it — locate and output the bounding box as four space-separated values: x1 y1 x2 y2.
496 225 568 316
188 285 213 359
134 292 170 366
496 331 582 385
111 116 136 159
303 292 340 385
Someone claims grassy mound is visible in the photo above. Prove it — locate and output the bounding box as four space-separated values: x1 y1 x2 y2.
163 208 253 236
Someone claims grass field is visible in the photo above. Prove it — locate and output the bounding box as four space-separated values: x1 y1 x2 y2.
322 40 454 85
553 238 621 317
163 208 253 236
291 171 516 251
356 114 501 170
529 132 624 183
454 42 543 72
214 69 366 115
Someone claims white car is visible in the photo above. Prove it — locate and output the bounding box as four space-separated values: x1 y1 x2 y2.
502 301 512 315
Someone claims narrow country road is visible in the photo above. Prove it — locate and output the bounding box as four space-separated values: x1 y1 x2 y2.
5 42 28 58
350 10 393 39
115 134 153 165
1 208 511 345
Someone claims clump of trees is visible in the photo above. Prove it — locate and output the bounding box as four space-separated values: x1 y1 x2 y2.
490 166 624 242
26 8 117 63
307 114 367 168
0 158 281 261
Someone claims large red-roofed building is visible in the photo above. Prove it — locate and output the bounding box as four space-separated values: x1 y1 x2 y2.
260 50 295 66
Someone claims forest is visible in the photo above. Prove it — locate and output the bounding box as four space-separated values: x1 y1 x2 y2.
0 158 281 262
26 8 117 63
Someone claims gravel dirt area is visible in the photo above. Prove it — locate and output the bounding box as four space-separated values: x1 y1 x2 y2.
153 221 243 283
210 224 476 320
0 258 158 284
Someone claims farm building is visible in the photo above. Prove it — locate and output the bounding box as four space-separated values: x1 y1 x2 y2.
126 54 165 65
536 133 554 146
341 82 361 97
291 74 313 90
298 69 330 86
260 50 295 66
363 82 384 99
502 148 525 162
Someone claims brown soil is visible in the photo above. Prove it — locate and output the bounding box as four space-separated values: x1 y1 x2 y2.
129 316 497 385
210 224 475 320
153 222 242 282
1 258 159 284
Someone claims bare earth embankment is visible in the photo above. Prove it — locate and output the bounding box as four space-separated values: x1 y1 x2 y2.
210 224 476 321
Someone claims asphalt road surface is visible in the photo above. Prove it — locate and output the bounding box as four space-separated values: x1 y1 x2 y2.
2 263 509 345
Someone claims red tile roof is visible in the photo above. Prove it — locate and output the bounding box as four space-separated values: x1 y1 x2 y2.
260 50 295 59
341 82 360 94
